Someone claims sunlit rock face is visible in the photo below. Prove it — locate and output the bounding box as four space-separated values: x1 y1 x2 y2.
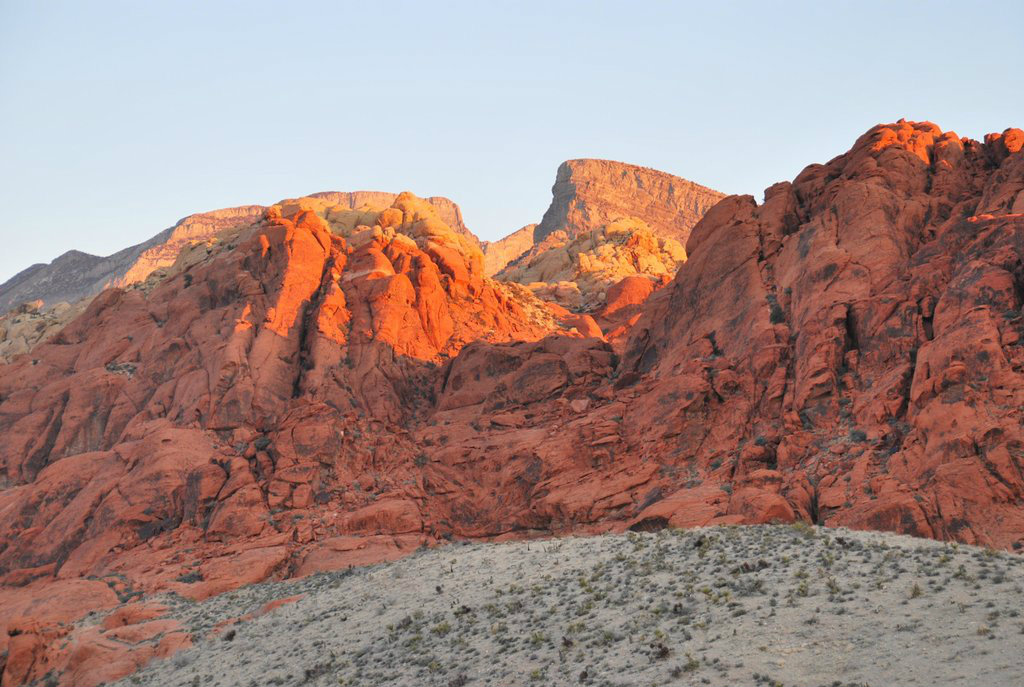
2 122 1024 686
0 189 562 686
534 158 726 245
497 217 686 310
0 193 475 314
489 158 725 309
0 192 483 368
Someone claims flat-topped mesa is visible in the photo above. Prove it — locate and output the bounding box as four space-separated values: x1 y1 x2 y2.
488 159 724 313
534 158 726 245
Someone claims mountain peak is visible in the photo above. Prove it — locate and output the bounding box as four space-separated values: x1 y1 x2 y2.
535 157 726 245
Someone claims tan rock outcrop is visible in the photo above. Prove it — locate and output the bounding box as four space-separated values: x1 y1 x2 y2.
481 224 536 276
534 158 725 244
498 218 685 309
0 207 265 312
0 300 88 363
489 159 722 310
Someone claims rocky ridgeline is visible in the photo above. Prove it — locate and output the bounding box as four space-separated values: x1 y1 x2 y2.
0 161 721 366
0 207 266 312
0 193 475 313
0 122 1023 686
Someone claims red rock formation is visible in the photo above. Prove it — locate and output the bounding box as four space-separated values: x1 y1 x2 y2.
620 121 1024 546
0 193 473 313
0 602 191 687
0 194 553 685
593 274 672 349
1 122 1022 685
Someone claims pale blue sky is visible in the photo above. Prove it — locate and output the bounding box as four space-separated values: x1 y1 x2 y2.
1 0 1021 283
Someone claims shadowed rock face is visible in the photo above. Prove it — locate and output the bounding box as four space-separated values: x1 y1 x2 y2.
1 123 1024 686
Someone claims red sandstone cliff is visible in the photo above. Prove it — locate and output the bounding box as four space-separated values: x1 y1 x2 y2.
615 122 1024 545
1 122 1023 686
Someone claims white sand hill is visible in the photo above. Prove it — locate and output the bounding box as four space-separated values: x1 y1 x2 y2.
114 525 1024 687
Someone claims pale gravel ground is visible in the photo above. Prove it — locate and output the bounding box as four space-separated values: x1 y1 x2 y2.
114 525 1024 687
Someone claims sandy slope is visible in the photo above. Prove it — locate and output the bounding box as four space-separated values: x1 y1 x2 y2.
114 525 1024 687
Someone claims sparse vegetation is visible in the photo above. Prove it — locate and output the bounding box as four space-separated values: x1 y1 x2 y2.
112 525 1024 687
